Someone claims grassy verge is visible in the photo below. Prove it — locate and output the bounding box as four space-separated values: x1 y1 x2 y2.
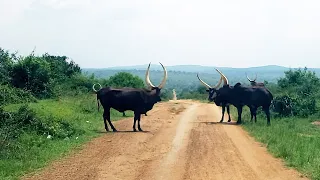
230 107 320 180
0 94 133 180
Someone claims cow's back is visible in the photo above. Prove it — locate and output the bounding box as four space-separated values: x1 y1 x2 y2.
245 87 273 106
98 88 146 111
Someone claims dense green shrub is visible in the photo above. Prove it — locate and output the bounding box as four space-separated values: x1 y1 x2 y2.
0 85 37 105
0 105 82 158
274 68 319 117
10 55 53 98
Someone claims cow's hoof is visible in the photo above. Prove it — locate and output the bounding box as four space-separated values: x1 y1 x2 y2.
236 121 242 124
112 129 118 132
228 120 231 122
138 128 143 131
219 120 223 123
133 128 137 132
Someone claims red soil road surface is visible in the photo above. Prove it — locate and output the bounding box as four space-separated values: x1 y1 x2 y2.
23 100 308 180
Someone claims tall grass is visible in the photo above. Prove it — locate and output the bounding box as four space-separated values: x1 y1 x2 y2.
230 106 320 180
0 94 133 180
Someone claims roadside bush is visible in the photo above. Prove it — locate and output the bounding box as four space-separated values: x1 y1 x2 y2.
0 85 37 105
0 104 83 158
274 68 320 117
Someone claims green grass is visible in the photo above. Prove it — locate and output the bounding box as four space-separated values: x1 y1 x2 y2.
230 106 320 180
0 94 133 180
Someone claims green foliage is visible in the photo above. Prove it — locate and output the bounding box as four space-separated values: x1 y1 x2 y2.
178 85 208 100
42 53 81 81
274 68 320 117
0 104 82 158
160 88 173 101
106 72 144 88
0 48 15 85
11 55 52 98
0 85 37 105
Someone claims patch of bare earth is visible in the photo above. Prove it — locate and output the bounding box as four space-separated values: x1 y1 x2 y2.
22 100 308 180
312 121 320 126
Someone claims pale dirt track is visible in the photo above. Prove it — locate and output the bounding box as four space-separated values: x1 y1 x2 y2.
23 100 308 180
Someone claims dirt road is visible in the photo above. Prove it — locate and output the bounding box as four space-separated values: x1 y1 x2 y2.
23 100 308 180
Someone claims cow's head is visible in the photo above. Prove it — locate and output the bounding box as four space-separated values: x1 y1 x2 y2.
197 68 229 102
145 62 168 103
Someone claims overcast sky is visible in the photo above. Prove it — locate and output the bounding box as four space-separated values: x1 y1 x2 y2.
1 0 320 68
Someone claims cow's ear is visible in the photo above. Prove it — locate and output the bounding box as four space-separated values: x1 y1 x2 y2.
206 89 209 92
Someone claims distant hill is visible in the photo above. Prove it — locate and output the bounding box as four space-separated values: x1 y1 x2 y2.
83 65 320 92
96 64 289 73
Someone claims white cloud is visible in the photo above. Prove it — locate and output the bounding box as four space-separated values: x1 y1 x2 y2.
0 0 320 68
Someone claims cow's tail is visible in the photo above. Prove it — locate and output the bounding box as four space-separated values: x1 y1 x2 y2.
92 83 102 111
97 94 100 112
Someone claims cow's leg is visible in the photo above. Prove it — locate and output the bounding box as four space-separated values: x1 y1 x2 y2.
145 113 147 116
253 107 258 123
122 112 126 117
104 109 117 132
227 105 231 122
137 113 143 131
263 106 271 125
103 110 109 132
133 112 138 132
236 106 243 124
220 105 225 122
249 107 254 122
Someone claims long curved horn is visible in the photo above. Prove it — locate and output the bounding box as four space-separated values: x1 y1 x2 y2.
92 83 102 92
197 73 212 89
215 68 229 85
253 73 257 81
213 76 223 89
246 73 257 82
145 63 156 88
158 62 168 89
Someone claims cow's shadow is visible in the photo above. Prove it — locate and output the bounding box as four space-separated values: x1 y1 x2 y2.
93 130 151 134
196 121 239 126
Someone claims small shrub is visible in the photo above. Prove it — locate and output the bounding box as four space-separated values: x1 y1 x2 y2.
0 85 37 105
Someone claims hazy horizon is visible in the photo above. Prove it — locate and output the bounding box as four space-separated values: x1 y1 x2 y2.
1 0 320 69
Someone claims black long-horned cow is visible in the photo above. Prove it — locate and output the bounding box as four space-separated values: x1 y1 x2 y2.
197 71 232 123
92 62 168 132
246 73 265 87
213 70 273 125
245 73 265 122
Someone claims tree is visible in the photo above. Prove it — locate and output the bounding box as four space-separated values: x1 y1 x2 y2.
10 55 52 98
42 53 81 81
106 72 144 88
0 48 15 85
